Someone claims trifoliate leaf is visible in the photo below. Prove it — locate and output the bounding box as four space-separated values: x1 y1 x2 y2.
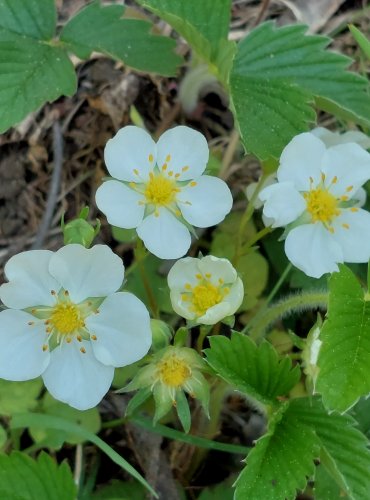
0 452 76 500
60 1 181 76
316 265 370 412
234 403 319 500
230 22 370 160
204 332 300 408
136 0 235 82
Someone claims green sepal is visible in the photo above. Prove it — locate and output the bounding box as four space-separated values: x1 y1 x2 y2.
125 387 152 417
175 390 191 433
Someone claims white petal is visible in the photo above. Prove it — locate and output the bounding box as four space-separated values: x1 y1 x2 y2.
259 182 306 228
169 290 196 320
0 310 50 380
246 174 277 209
167 257 201 290
179 176 233 227
42 340 114 410
223 277 244 312
104 126 155 182
277 133 326 190
321 143 370 198
312 127 370 149
156 126 209 180
137 210 191 259
198 255 238 285
197 302 232 325
0 250 60 309
49 245 124 303
95 180 145 228
86 292 151 367
331 209 370 262
285 224 343 278
353 187 366 207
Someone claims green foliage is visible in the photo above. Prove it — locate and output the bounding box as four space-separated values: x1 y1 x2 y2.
30 393 101 448
211 213 269 309
198 479 234 500
230 22 370 160
235 397 370 500
205 332 300 408
235 403 318 500
0 379 42 416
93 480 146 500
60 1 181 75
290 397 370 499
0 451 76 500
316 265 370 412
349 25 370 59
124 254 172 313
136 0 235 82
11 413 157 497
0 0 180 132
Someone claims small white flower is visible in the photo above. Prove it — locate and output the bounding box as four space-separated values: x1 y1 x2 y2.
95 126 233 259
259 132 370 278
0 244 151 410
167 255 244 325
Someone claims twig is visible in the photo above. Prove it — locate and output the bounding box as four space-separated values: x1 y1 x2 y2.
31 121 63 249
253 0 271 27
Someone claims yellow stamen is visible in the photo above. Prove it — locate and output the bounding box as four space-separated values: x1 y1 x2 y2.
166 154 171 162
144 173 179 206
158 355 191 387
346 185 353 192
50 303 83 335
342 223 350 229
190 181 197 187
305 187 340 224
148 154 154 163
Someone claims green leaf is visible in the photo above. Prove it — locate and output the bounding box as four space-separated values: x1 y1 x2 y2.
289 397 370 500
132 415 250 455
235 396 370 499
0 40 76 132
11 413 157 497
204 332 300 408
135 0 232 67
0 451 76 500
0 378 42 416
234 403 319 500
198 479 234 500
230 22 370 160
349 25 370 59
316 265 370 412
60 1 181 76
314 465 347 500
0 0 56 41
93 480 146 500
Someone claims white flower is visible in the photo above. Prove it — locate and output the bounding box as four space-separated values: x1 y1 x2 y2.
259 132 370 278
95 126 233 259
312 127 370 150
0 244 151 410
167 255 244 325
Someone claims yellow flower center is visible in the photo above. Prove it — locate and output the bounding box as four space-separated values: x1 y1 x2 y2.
50 302 84 335
191 283 223 316
304 188 340 223
144 173 179 206
158 355 191 387
182 273 230 317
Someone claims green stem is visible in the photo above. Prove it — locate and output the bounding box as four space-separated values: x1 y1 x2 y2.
265 263 293 306
196 325 213 352
244 291 328 341
134 240 159 318
233 174 268 266
240 225 272 254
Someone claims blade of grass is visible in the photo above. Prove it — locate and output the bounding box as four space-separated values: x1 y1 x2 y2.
11 413 157 498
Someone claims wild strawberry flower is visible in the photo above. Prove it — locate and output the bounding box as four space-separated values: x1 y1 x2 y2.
124 346 209 425
167 255 244 325
0 244 151 410
95 126 233 259
259 132 370 278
